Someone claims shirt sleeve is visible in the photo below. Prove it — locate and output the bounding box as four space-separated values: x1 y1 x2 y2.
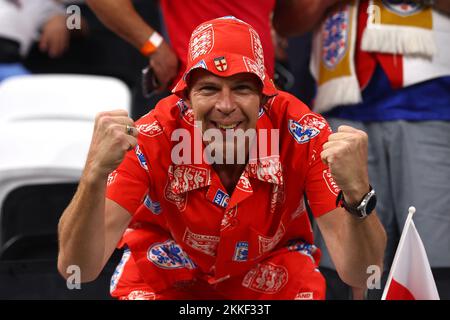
38 0 65 26
106 143 151 216
304 117 341 218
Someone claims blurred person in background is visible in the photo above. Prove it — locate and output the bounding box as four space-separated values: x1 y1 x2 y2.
0 0 72 81
274 0 450 299
85 0 302 119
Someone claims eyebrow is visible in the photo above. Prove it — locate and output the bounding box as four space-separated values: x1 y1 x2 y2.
193 77 259 88
233 80 257 86
194 80 219 87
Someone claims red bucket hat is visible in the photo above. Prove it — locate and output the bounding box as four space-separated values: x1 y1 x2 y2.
172 16 278 98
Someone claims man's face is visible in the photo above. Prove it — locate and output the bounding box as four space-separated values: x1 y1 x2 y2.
186 69 263 164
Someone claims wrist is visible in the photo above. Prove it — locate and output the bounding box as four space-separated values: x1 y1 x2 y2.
140 31 163 57
83 161 110 186
337 185 377 220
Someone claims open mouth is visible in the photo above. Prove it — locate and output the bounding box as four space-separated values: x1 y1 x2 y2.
211 121 243 131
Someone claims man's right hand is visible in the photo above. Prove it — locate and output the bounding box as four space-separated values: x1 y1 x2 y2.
40 14 70 58
85 110 138 179
149 41 179 92
58 109 136 283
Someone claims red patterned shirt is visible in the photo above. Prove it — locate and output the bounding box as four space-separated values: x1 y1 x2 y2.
106 91 338 289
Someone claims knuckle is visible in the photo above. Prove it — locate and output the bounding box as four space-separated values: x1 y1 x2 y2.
95 112 106 123
119 110 129 117
99 115 112 127
111 129 124 142
327 155 334 164
343 141 352 152
332 148 341 158
107 122 119 134
359 131 368 141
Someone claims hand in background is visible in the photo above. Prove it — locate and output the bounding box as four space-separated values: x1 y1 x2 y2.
433 0 450 15
149 41 179 92
39 14 70 58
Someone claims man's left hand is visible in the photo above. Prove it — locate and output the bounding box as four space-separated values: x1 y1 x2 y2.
320 125 370 204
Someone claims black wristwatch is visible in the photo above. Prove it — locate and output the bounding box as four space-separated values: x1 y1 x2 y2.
336 186 377 219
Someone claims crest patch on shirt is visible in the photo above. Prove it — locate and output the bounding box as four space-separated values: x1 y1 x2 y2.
242 262 288 294
213 189 230 208
233 241 249 262
183 228 220 257
147 240 196 270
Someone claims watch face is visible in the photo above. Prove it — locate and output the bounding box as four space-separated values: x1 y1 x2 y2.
343 188 377 218
364 192 377 216
355 188 377 218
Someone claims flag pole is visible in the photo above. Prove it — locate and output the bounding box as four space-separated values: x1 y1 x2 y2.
381 206 416 300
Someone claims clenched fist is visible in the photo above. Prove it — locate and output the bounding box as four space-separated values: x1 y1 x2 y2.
85 110 138 180
320 125 370 204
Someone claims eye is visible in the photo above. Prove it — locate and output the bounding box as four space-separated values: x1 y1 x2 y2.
199 85 219 94
201 85 218 91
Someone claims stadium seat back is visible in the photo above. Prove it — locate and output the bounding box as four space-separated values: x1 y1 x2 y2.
0 74 131 261
0 74 131 123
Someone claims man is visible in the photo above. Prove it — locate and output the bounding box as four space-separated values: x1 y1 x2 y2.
57 17 386 300
274 0 450 299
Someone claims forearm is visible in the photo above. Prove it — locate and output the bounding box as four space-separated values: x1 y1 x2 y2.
320 126 387 290
434 0 450 15
273 0 338 37
39 0 65 27
86 0 153 49
333 210 387 289
57 169 109 282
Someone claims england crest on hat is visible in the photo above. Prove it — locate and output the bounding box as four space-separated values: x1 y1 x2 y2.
214 56 228 72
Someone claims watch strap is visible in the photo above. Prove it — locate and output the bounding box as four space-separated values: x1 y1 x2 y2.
336 185 375 219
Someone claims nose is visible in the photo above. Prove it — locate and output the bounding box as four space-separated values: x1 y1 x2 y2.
215 87 236 115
